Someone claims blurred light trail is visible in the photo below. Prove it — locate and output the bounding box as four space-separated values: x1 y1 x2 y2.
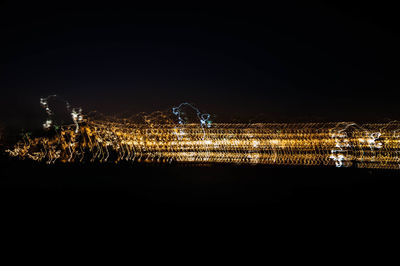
6 118 400 169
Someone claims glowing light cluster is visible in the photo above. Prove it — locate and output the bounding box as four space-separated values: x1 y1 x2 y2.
39 95 83 132
6 115 400 169
5 97 400 169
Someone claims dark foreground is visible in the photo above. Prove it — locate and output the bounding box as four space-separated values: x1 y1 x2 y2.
2 155 400 210
3 155 400 246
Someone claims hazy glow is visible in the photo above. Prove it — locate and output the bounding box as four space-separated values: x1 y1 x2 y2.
6 118 400 169
6 99 400 169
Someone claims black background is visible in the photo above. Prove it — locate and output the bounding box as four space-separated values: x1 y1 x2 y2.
1 1 400 127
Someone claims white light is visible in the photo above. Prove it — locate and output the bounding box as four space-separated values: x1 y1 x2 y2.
43 120 52 129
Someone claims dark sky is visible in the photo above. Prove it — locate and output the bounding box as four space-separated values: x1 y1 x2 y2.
1 2 400 129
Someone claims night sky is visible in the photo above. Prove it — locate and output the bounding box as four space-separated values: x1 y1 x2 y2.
1 2 400 130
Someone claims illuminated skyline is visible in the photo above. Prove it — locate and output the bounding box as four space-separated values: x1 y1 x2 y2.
6 114 400 169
